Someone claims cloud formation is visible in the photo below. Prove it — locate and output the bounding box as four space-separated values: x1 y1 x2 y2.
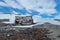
19 0 57 15
3 0 23 9
33 15 60 25
0 0 57 15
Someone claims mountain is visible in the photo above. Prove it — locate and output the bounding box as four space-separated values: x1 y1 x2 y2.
54 19 60 22
34 22 60 29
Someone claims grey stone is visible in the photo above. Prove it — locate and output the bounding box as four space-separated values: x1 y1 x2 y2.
15 16 33 25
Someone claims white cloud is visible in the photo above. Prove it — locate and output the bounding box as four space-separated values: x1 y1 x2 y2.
25 13 31 16
54 14 60 19
32 15 60 25
20 13 31 16
0 13 16 24
0 0 57 15
48 19 60 25
0 2 8 6
32 15 47 23
19 0 57 15
3 0 23 9
12 11 19 14
34 8 57 15
0 0 27 10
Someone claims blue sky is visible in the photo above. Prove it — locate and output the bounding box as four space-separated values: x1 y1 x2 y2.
0 0 60 25
0 0 60 17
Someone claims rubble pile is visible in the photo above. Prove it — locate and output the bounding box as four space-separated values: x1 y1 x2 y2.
0 27 52 40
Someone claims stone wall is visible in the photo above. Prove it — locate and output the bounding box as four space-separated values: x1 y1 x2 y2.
15 16 33 25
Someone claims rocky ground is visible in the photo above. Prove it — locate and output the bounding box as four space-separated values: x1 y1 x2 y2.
0 22 60 40
34 22 60 40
